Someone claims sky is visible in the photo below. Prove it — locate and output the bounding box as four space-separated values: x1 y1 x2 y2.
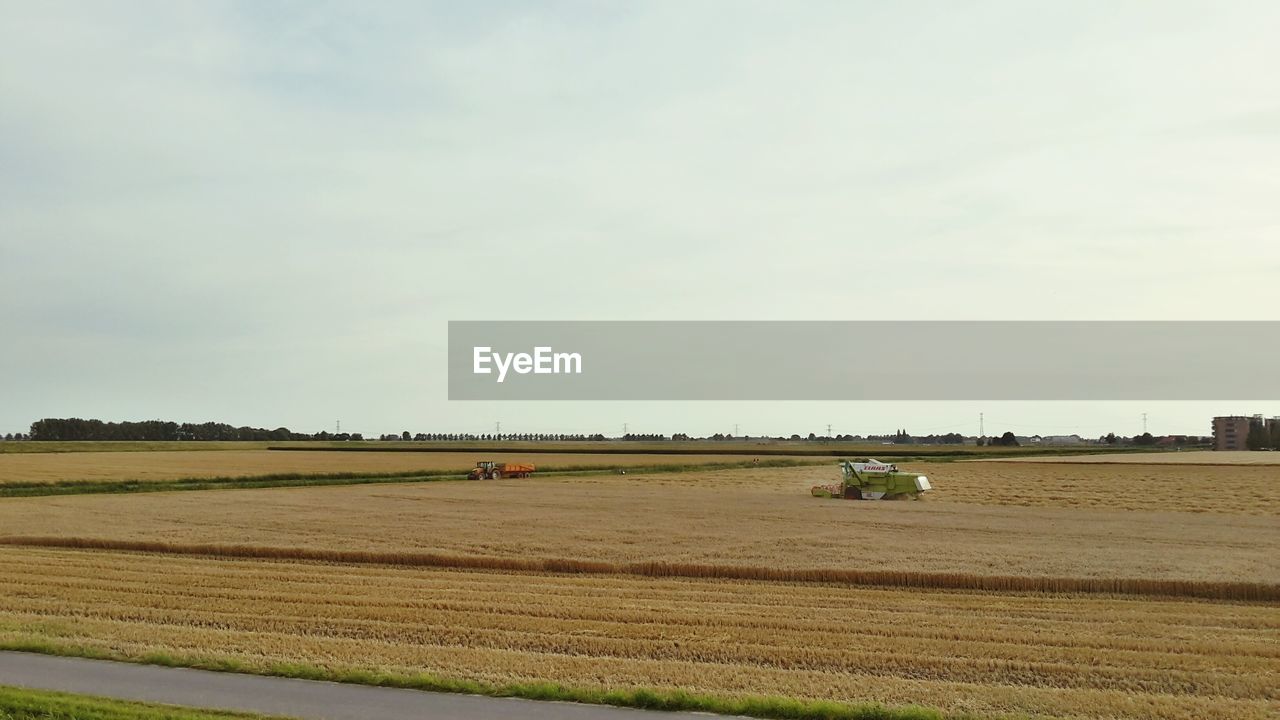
1 1 1278 438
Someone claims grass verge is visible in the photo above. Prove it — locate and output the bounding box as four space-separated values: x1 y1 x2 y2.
0 684 282 720
0 459 819 498
0 642 955 720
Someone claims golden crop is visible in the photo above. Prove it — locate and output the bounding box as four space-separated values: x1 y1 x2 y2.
0 548 1275 720
1 465 1274 584
0 449 813 485
3 536 1274 601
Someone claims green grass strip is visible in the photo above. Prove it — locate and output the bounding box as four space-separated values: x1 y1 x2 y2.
0 684 282 720
0 641 968 720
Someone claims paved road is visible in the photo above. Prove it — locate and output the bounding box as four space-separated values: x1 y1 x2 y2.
0 652 729 720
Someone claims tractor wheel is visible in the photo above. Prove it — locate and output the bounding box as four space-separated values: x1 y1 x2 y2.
492 470 503 479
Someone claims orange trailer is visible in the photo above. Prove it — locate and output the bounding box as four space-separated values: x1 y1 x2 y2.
467 461 536 479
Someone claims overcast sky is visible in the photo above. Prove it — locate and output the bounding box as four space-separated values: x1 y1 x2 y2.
2 1 1277 437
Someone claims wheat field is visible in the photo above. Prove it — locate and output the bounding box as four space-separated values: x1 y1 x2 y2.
1 459 1277 719
0 449 812 485
915 460 1280 513
0 548 1274 720
1 465 1275 584
983 450 1279 465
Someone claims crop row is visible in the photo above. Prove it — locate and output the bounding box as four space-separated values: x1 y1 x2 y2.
0 548 1276 720
3 535 1276 601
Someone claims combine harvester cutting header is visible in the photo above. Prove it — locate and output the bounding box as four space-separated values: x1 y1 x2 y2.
811 459 932 500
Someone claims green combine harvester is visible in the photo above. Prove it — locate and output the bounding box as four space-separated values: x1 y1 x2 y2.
810 459 933 500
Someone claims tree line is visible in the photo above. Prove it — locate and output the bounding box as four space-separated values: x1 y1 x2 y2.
26 418 338 442
377 432 609 442
12 418 1226 447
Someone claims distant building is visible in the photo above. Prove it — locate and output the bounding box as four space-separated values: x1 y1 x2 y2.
1212 416 1253 451
1041 434 1083 446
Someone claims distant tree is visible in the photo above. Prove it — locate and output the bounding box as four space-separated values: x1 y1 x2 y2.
1270 422 1280 450
1133 432 1156 446
401 431 411 441
998 431 1019 447
1104 433 1118 445
2 433 11 441
28 418 325 441
807 432 816 441
976 436 986 446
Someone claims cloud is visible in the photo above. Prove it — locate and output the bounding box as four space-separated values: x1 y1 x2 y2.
2 1 1278 433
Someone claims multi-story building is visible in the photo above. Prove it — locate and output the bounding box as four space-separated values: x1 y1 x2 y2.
1212 416 1252 451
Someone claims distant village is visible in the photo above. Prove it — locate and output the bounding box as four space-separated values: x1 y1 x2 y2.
8 415 1279 451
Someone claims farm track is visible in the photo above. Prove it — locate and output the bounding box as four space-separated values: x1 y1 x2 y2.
0 653 714 720
0 548 1276 720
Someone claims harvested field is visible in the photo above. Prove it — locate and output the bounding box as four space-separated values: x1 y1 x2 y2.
2 466 1275 584
0 450 812 485
921 460 1280 514
983 450 1280 465
0 548 1275 720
